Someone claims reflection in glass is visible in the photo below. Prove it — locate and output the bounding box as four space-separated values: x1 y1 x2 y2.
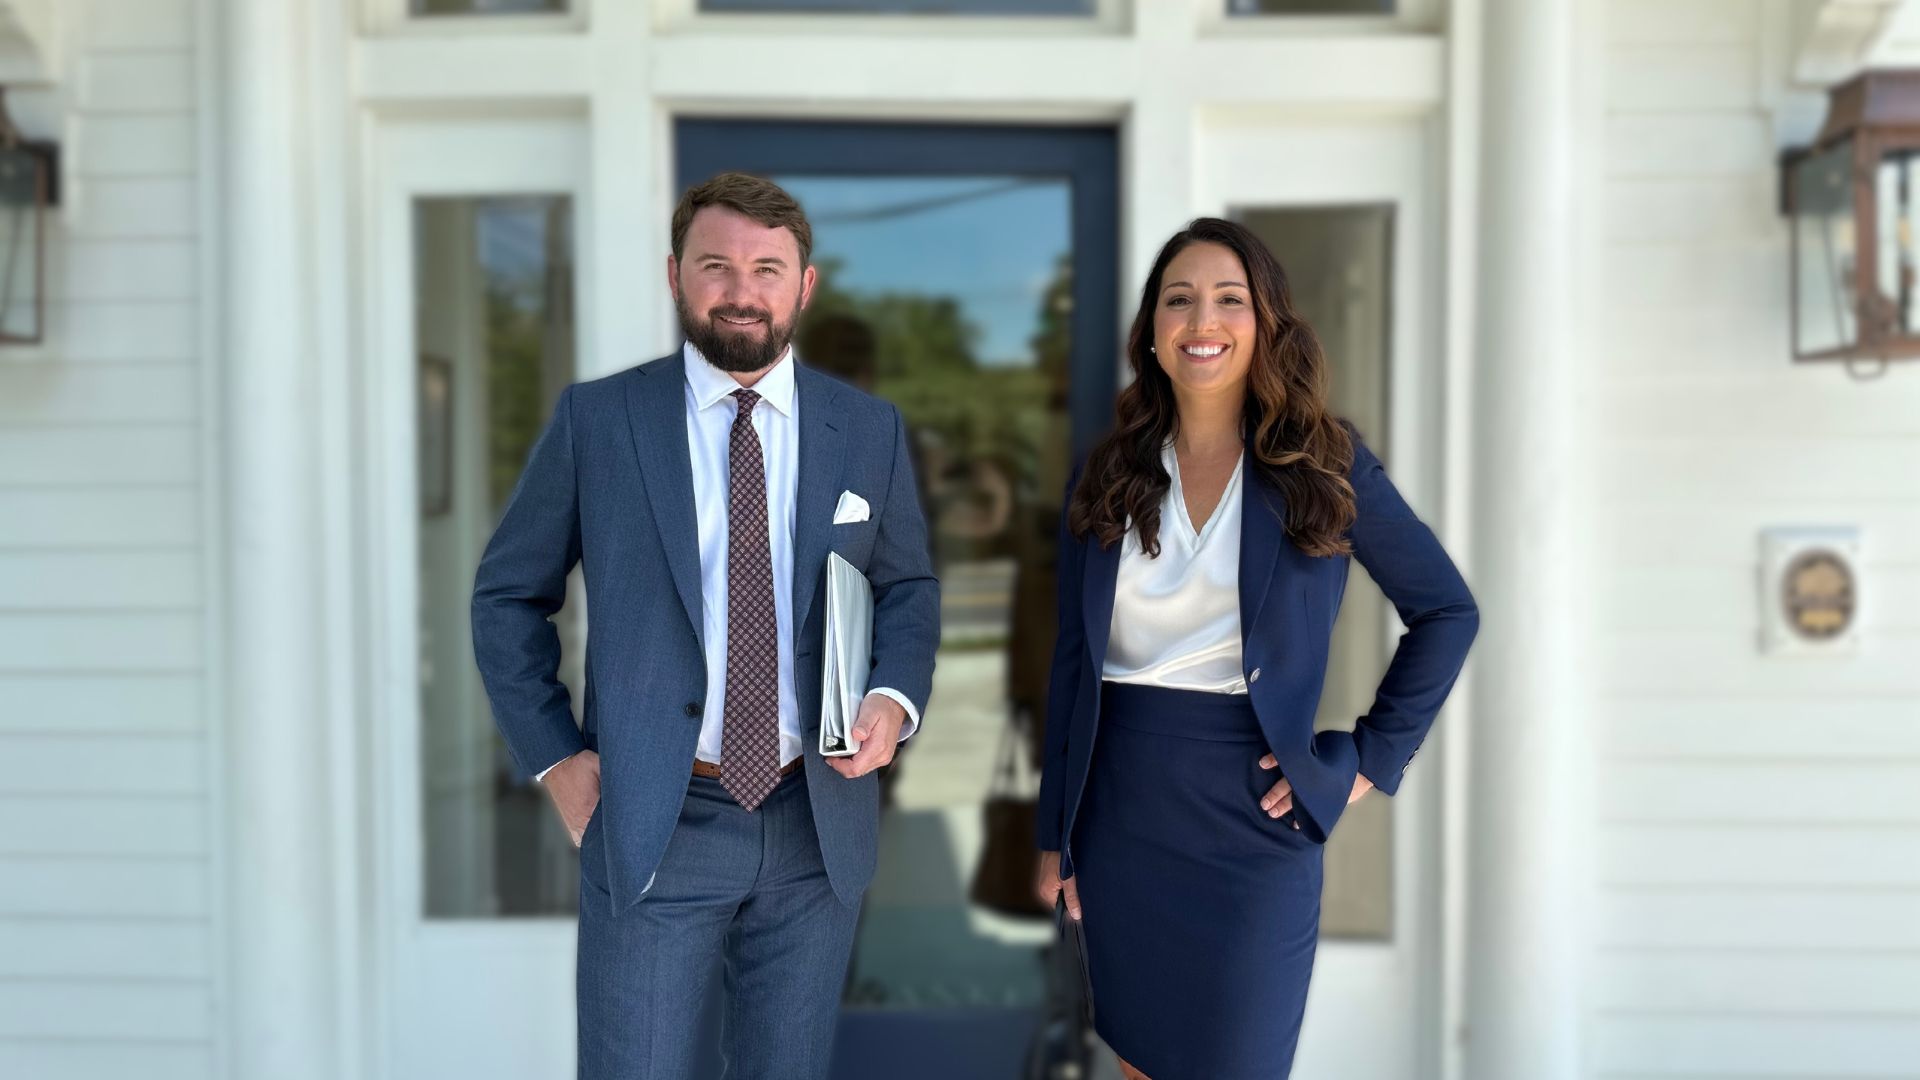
1242 205 1395 941
702 0 1090 12
1230 0 1392 12
416 196 581 918
412 0 566 14
1794 143 1856 356
774 174 1074 1007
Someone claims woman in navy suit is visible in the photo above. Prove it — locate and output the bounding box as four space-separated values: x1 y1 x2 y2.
1032 218 1478 1080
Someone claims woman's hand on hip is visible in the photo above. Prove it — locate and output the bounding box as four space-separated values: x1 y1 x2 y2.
1257 753 1300 831
1035 850 1082 921
1348 772 1375 804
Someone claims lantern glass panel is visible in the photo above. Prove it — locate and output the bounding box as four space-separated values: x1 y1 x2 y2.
0 145 41 342
1792 141 1856 356
1874 148 1920 336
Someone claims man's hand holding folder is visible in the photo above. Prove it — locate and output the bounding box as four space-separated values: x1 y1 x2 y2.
821 551 905 779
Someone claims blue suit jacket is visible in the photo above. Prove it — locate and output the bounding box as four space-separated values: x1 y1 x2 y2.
1037 424 1478 878
471 352 940 915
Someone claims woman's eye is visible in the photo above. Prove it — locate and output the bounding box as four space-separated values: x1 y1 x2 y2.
1222 295 1243 305
1166 296 1189 307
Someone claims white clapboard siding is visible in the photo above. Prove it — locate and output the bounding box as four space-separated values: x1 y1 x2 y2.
0 0 220 1076
0 1043 212 1080
0 981 212 1041
0 919 209 980
1592 1016 1920 1074
1608 45 1758 112
0 856 209 918
0 612 203 671
0 674 203 734
1592 5 1920 1068
0 427 199 486
0 489 201 548
1596 503 1920 567
1609 0 1759 46
1598 566 1920 632
41 301 198 362
1600 631 1920 696
1599 372 1920 437
0 363 200 425
0 795 208 858
1600 825 1920 889
68 177 199 239
1607 114 1774 177
0 734 205 796
1600 888 1920 950
1605 175 1777 244
0 551 202 609
1602 699 1920 759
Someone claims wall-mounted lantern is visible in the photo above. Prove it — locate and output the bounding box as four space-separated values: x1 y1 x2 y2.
1781 69 1920 364
0 88 57 346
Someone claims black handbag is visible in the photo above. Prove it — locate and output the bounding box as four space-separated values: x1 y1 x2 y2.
1025 895 1097 1080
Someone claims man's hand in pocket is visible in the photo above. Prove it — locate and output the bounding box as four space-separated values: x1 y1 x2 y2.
541 749 601 847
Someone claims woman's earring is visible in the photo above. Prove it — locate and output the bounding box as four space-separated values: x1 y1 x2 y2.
1148 345 1156 353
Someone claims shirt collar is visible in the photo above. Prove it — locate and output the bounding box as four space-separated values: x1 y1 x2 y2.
683 340 797 417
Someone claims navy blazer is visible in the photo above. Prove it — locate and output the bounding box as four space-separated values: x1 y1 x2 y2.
1036 425 1478 878
471 352 940 915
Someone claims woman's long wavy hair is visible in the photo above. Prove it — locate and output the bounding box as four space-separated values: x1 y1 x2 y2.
1068 217 1358 558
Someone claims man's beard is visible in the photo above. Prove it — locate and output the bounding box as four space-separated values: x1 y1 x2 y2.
676 292 801 374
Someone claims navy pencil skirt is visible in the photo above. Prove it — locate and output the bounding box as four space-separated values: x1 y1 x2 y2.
1073 681 1324 1080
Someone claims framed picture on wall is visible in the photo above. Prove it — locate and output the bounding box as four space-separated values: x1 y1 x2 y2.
419 353 453 517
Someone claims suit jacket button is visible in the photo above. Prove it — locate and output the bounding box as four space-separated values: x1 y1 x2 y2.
1248 667 1261 684
684 702 701 718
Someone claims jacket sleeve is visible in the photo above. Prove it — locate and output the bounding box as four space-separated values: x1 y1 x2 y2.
1035 464 1086 852
1344 425 1480 795
470 385 589 782
862 404 941 719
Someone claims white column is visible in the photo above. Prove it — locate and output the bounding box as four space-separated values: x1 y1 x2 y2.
1462 0 1585 1076
221 0 350 1076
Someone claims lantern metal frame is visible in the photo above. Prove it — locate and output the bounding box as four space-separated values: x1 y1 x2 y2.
0 87 57 346
1781 69 1920 364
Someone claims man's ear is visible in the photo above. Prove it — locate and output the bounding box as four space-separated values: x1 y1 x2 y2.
666 254 681 303
798 263 818 310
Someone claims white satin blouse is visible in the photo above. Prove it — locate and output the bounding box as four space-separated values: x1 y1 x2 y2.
1100 442 1249 695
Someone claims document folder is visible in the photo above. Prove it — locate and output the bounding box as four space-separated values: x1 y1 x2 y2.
819 552 873 758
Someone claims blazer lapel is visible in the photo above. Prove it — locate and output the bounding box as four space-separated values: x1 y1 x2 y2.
626 353 706 650
1237 449 1287 649
791 367 847 635
1081 528 1120 673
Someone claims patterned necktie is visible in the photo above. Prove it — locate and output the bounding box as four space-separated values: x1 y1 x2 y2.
719 387 782 811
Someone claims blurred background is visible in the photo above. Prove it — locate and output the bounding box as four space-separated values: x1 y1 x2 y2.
1 0 1917 1078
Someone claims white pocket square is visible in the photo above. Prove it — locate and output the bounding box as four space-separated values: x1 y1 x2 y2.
833 490 871 525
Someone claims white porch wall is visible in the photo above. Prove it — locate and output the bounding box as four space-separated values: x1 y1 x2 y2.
1590 1 1920 1075
0 1 224 1079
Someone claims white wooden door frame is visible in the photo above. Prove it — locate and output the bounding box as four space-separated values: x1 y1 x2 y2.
1200 114 1449 1080
360 110 593 1080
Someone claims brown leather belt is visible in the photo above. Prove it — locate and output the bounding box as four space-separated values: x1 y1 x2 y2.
692 758 801 780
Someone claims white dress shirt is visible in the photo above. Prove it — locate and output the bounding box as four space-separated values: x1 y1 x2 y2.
534 342 918 781
1100 441 1249 695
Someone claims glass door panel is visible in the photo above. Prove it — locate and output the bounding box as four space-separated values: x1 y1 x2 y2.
1240 205 1395 940
415 194 582 919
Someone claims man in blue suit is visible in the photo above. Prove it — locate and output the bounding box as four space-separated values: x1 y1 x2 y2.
471 172 940 1080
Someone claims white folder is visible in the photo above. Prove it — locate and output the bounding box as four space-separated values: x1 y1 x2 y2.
819 552 874 758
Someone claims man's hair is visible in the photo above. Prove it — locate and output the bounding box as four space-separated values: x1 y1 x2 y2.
670 172 813 267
